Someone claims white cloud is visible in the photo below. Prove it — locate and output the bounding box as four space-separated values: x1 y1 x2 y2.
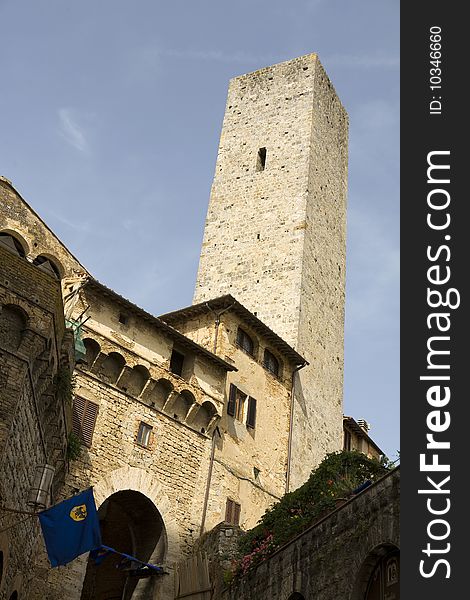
58 108 88 152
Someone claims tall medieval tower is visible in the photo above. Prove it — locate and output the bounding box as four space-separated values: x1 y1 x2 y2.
194 53 348 489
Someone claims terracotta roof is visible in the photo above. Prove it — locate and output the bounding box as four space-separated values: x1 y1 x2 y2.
159 294 307 366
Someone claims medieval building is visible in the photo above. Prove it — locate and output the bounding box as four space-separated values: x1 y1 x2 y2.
0 53 398 600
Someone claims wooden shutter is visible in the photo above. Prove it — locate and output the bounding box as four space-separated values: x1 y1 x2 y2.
227 384 236 416
225 498 241 525
72 396 99 447
233 502 241 525
246 397 257 429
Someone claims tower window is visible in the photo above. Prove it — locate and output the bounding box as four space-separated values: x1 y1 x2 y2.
236 327 254 356
263 349 280 377
170 349 185 376
225 498 241 525
136 422 152 447
256 147 267 171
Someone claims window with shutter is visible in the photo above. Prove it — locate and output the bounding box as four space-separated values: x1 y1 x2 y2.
246 397 257 429
225 498 241 525
72 396 99 447
136 422 152 447
227 384 236 416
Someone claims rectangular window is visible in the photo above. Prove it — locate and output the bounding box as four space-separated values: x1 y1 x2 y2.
256 147 267 171
225 498 241 525
72 396 99 447
136 422 152 447
227 384 247 421
170 349 185 376
344 429 352 451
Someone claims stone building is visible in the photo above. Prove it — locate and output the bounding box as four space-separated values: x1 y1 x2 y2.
0 201 74 599
343 417 384 461
0 52 397 600
193 53 349 489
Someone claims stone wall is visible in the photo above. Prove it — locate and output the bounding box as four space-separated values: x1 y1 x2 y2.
0 245 73 600
221 468 400 600
193 54 349 489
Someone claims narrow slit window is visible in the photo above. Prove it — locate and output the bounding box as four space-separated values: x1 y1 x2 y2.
256 147 267 171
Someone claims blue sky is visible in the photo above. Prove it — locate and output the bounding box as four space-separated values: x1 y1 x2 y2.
0 0 399 459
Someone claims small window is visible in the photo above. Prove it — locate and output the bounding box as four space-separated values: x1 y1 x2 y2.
256 147 267 171
236 328 254 356
136 422 152 447
263 349 279 377
225 498 241 525
170 349 185 376
227 384 247 421
118 312 129 325
72 397 99 448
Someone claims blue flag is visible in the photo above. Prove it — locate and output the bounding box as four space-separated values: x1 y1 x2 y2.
39 488 102 567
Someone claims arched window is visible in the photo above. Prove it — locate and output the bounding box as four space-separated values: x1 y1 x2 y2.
125 365 150 397
171 390 195 421
263 349 280 377
191 401 218 434
0 304 27 351
147 378 174 410
83 338 100 369
0 232 26 257
32 255 61 279
236 327 254 356
99 352 126 384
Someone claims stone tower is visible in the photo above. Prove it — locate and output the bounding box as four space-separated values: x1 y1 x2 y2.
194 54 349 489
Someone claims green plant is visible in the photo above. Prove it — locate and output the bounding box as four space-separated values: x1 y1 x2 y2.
67 431 82 461
234 451 391 576
54 366 75 405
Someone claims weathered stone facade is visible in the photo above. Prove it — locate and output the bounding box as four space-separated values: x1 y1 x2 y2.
0 242 74 600
220 468 400 600
193 54 349 489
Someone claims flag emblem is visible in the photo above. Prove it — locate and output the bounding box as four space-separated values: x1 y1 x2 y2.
70 504 87 521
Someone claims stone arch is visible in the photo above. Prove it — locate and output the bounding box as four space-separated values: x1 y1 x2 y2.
190 400 219 434
122 364 150 398
83 337 100 369
76 466 181 599
170 390 195 421
287 594 305 600
32 254 63 279
0 304 28 352
99 352 126 384
81 489 167 600
145 378 174 410
350 543 400 600
0 230 29 257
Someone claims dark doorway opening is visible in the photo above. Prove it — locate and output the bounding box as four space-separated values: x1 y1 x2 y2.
80 490 166 600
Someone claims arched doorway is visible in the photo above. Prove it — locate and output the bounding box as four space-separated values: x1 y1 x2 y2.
80 490 167 600
365 550 399 600
351 545 399 600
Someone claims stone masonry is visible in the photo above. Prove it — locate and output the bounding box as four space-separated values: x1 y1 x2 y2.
193 54 349 489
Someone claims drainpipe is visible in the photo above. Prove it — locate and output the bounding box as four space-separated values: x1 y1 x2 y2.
285 361 308 494
204 302 235 354
200 426 220 537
